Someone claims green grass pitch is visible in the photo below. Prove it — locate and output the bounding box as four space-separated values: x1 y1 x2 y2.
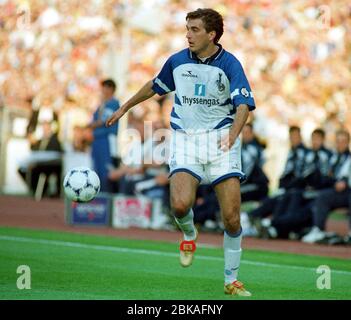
0 226 350 300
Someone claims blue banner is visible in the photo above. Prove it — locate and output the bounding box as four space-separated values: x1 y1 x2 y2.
70 195 110 225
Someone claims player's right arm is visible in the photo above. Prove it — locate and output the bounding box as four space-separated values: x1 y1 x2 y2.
106 80 155 127
106 55 175 127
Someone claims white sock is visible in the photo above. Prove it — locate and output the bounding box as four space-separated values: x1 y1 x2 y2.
175 209 196 241
224 227 242 285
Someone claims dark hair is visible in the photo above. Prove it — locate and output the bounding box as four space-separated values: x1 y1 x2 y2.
186 8 224 44
336 129 350 141
312 128 325 138
101 79 117 92
289 126 300 134
245 123 253 130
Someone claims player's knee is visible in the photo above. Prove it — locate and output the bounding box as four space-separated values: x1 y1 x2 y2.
223 215 241 234
171 198 192 218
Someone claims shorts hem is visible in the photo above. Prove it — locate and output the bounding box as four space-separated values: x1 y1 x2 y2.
211 172 246 187
168 168 202 183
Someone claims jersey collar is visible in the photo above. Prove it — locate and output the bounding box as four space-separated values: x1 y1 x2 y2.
188 43 225 64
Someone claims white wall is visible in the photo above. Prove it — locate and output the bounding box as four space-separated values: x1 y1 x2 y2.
3 138 30 194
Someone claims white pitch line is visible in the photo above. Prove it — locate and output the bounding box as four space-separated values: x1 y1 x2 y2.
0 235 350 276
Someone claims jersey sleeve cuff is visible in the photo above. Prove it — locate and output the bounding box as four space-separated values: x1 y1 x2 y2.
232 98 256 111
152 78 170 96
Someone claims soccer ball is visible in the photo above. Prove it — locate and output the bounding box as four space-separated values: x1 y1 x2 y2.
63 167 100 202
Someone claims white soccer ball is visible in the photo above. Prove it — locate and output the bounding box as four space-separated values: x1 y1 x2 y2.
63 167 100 202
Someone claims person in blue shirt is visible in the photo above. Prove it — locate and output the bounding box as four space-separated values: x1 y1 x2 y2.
106 8 255 296
90 79 120 192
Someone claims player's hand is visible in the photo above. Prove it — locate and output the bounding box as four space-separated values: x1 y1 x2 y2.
106 108 125 127
334 180 347 192
155 174 169 186
219 133 236 152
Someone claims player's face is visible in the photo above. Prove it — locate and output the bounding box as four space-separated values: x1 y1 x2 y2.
336 134 350 153
186 19 214 55
311 133 324 150
101 86 114 101
289 130 301 148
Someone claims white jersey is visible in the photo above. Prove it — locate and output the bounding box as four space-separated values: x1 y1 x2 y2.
152 44 256 133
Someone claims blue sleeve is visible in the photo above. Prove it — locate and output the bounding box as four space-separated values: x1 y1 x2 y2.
152 56 175 96
93 100 120 138
227 58 255 111
107 99 119 135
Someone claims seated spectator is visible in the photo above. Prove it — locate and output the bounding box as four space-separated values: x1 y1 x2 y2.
109 115 171 229
248 126 309 222
256 128 333 239
193 184 220 231
18 111 63 197
134 118 170 200
301 129 333 190
302 129 351 244
108 114 147 194
241 123 269 202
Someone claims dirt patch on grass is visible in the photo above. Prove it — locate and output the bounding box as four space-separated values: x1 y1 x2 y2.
0 195 349 259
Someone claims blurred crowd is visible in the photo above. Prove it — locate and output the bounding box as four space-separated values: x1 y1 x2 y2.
1 0 351 133
0 0 350 241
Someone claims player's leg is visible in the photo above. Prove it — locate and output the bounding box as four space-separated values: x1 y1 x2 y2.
214 177 242 278
204 128 250 294
170 172 198 238
170 172 199 266
214 177 251 296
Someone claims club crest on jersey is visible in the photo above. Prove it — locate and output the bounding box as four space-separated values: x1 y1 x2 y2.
241 87 249 98
216 73 225 92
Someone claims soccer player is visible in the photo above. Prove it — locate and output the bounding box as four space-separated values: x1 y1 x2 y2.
106 8 255 296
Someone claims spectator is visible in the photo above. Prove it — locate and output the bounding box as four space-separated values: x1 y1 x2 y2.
193 185 220 231
134 118 171 229
278 126 309 189
108 115 146 194
256 128 333 239
18 109 63 197
302 128 333 190
248 126 309 222
89 79 120 192
302 129 351 243
241 123 269 202
134 118 170 200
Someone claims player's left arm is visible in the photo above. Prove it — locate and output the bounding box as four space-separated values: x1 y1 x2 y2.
220 104 249 151
221 56 255 151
